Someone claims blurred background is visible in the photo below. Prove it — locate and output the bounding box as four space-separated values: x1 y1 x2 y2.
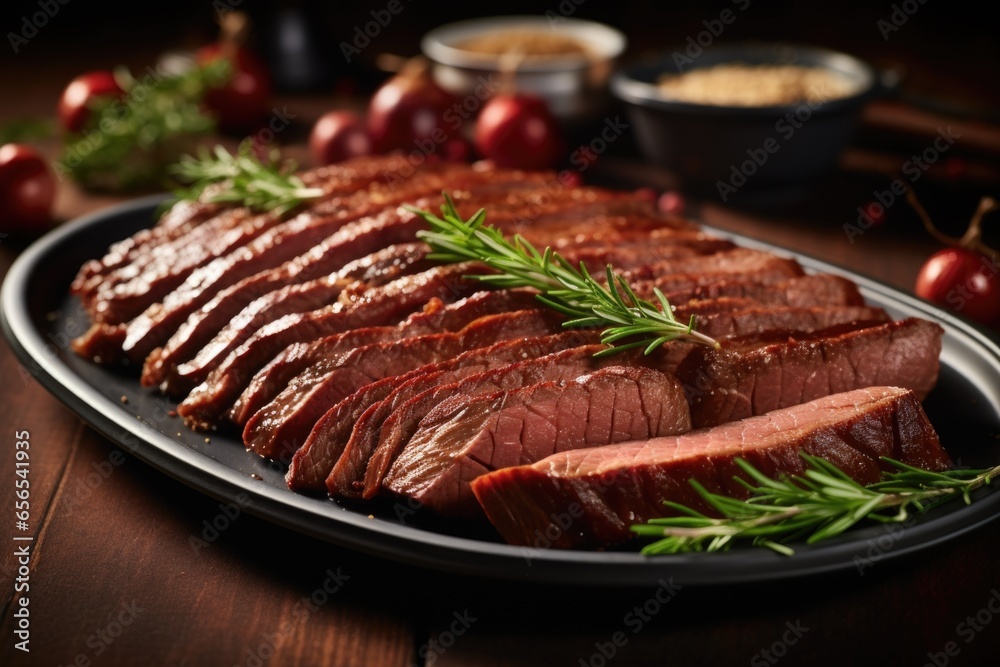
1 0 999 312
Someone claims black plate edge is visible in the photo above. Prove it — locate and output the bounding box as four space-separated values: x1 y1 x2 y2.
3 197 1000 588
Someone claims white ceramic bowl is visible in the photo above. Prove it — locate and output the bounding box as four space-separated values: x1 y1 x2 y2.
421 15 627 127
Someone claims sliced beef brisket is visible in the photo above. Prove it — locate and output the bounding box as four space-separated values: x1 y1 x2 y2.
242 308 568 459
177 263 492 429
383 366 692 516
287 334 604 493
471 387 951 548
229 289 543 426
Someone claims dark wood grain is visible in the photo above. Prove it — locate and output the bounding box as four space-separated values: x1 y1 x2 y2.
0 246 85 619
0 423 417 666
426 527 1000 666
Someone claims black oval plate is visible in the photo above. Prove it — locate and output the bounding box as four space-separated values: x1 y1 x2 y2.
3 196 1000 587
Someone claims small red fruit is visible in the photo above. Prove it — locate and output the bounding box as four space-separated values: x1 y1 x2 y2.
197 43 272 133
474 94 564 171
658 191 686 215
367 60 459 155
916 247 1000 328
911 194 1000 329
309 111 371 166
58 71 124 133
0 144 56 234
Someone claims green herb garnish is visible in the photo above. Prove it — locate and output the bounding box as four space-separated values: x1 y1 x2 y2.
632 454 999 556
56 62 230 192
410 195 720 356
163 142 324 216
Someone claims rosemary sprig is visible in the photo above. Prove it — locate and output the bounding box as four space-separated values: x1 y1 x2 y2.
632 454 999 556
164 142 325 216
410 195 720 356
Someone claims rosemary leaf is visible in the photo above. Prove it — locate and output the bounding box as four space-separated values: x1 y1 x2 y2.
409 194 720 356
161 141 324 216
633 454 999 555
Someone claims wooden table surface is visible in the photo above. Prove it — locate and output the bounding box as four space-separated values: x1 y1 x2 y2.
3 20 1000 667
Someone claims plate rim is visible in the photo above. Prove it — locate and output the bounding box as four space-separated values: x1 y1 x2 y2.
3 196 1000 587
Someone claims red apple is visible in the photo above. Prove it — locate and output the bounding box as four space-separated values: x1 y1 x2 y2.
197 43 272 133
367 62 459 155
474 94 564 170
58 71 124 133
309 111 371 165
0 144 56 233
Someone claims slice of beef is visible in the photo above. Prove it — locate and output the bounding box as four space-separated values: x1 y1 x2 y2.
383 366 692 517
72 205 421 363
75 154 450 291
116 203 427 362
324 339 607 497
229 289 543 426
675 318 943 428
649 274 865 307
471 386 952 548
83 160 474 324
78 207 258 311
524 245 774 279
287 334 604 493
101 171 605 363
619 249 803 291
547 227 726 252
145 186 633 387
177 263 492 429
685 305 887 339
348 344 612 499
619 248 799 281
79 206 286 311
242 308 568 460
559 237 737 268
507 198 698 238
70 323 128 365
361 305 887 500
74 154 429 291
516 218 696 250
90 162 581 325
148 243 437 393
71 198 223 294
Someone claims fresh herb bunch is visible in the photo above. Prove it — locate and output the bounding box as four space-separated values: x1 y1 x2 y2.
411 195 720 356
632 454 999 556
163 142 324 216
58 61 230 192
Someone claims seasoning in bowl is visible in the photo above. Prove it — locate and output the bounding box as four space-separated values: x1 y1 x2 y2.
454 30 591 59
656 64 859 106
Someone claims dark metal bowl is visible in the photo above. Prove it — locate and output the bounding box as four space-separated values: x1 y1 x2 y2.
611 43 877 201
